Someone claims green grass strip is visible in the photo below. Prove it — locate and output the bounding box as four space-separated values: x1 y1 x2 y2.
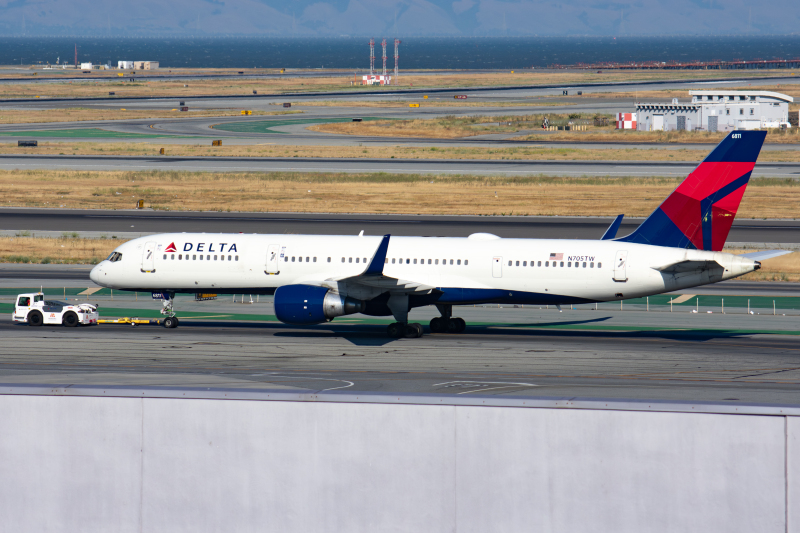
0 128 178 138
212 117 383 134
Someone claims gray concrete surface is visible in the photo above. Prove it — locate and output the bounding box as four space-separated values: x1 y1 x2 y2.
2 296 800 404
1 153 799 177
0 391 794 532
2 208 799 243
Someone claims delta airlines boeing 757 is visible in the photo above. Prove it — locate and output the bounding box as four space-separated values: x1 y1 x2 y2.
89 131 788 337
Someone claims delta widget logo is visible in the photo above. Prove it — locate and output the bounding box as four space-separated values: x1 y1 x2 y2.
164 242 177 253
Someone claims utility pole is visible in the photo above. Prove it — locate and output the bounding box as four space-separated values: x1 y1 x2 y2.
381 39 387 77
369 38 375 75
394 39 400 82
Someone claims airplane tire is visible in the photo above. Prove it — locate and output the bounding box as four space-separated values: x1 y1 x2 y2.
62 312 79 327
28 311 43 327
163 316 179 329
445 318 460 333
429 317 445 333
405 323 423 338
454 317 466 333
387 322 403 338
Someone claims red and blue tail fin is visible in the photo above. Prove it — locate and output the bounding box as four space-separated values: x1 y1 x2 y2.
616 130 766 251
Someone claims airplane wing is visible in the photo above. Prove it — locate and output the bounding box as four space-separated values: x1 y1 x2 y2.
327 234 437 293
652 259 722 273
738 250 792 261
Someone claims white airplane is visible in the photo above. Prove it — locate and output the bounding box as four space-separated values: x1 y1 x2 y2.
90 131 788 337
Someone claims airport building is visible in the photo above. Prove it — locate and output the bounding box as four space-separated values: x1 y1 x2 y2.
133 61 159 70
117 61 134 69
362 74 391 85
636 90 793 132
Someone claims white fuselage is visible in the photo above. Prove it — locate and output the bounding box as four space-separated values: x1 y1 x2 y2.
90 233 758 310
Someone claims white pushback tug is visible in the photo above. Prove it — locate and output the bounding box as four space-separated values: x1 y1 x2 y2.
13 292 99 327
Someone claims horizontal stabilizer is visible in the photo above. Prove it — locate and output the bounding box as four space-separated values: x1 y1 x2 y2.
652 259 722 273
601 214 624 240
738 250 792 261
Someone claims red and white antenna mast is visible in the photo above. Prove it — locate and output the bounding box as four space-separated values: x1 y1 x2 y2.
368 38 375 76
394 39 400 82
381 39 387 77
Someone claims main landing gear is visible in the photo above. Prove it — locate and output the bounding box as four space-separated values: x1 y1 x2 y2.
387 322 423 338
429 303 466 334
429 316 465 333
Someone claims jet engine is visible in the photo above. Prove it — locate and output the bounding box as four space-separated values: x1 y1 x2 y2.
274 284 365 325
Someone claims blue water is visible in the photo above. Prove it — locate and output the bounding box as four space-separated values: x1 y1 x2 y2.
1 36 799 70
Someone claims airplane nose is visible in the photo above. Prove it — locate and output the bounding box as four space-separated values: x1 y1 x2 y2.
89 264 102 285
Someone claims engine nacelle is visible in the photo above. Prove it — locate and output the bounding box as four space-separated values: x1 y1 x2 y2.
274 284 365 325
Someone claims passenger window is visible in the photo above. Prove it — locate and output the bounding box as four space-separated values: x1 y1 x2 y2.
364 258 367 263
590 262 594 268
545 261 549 266
598 262 602 268
163 254 167 259
392 258 396 264
200 255 203 260
428 259 432 264
567 262 571 267
456 260 460 265
515 261 519 266
413 259 416 264
538 261 541 267
306 257 310 262
313 257 317 262
214 255 217 261
523 261 527 266
327 257 331 262
228 255 232 261
349 258 352 263
179 254 182 260
560 261 564 267
193 255 196 260
508 260 511 266
284 257 288 262
450 259 453 265
356 258 360 263
583 262 587 268
465 260 468 265
207 255 210 260
341 257 345 263
235 256 239 261
406 259 410 264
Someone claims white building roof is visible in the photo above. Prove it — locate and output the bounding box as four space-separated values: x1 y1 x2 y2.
689 90 793 103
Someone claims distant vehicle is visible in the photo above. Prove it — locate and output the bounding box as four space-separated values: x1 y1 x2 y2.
13 292 99 327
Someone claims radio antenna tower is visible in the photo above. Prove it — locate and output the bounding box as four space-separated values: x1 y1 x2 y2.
394 39 400 82
74 44 78 68
369 38 375 75
381 39 387 77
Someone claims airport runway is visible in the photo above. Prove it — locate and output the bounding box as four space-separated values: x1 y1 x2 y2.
1 154 799 178
3 208 800 243
2 305 800 405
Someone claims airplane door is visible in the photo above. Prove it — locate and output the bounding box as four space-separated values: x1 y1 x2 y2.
141 241 156 272
266 244 281 274
492 257 502 278
614 250 628 282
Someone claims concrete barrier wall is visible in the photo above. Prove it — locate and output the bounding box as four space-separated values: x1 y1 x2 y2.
0 393 796 533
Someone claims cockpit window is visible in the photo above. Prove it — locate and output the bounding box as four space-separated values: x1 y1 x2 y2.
107 252 123 262
34 294 43 302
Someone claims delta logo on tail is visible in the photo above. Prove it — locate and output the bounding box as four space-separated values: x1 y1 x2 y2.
618 130 766 251
164 242 177 253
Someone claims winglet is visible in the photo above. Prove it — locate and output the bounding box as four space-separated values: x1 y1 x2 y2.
363 234 391 275
601 214 624 240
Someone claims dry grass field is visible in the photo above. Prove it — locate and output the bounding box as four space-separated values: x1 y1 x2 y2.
2 169 800 219
5 140 800 163
0 108 299 124
0 235 118 264
312 114 800 143
2 235 797 282
0 69 788 100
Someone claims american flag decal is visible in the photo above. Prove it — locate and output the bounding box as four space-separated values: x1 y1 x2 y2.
549 253 563 260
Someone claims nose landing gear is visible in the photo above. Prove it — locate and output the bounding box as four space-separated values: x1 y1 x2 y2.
160 293 179 328
387 322 423 338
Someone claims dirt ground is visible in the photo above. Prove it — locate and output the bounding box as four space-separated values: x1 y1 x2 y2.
0 108 299 124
